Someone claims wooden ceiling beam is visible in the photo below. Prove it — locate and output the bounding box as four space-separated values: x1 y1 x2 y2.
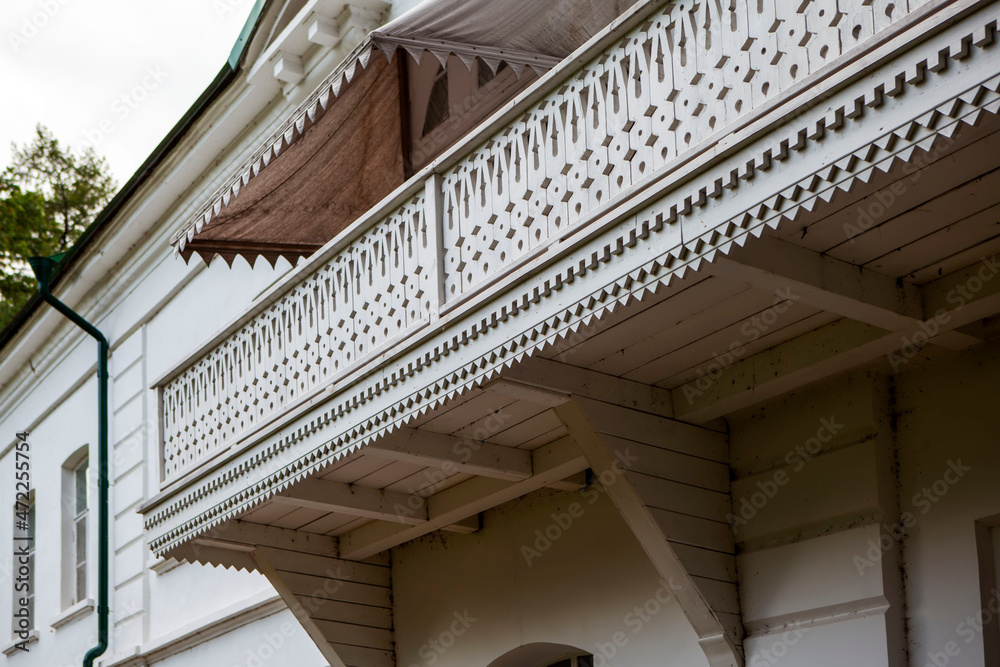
365 427 533 481
714 234 980 349
500 357 675 417
274 478 429 525
675 254 1000 422
271 477 479 534
191 521 340 557
339 436 588 560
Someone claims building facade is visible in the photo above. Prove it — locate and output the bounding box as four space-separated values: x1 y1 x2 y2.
3 0 1000 666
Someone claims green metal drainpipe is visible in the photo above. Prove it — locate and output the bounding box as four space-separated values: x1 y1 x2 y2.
28 254 109 667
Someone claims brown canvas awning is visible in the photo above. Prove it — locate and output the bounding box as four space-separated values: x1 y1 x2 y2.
375 0 634 66
179 54 406 266
171 0 636 264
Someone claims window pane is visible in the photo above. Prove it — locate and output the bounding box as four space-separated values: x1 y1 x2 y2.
422 68 450 136
577 656 594 667
76 460 89 515
76 517 87 565
76 564 86 602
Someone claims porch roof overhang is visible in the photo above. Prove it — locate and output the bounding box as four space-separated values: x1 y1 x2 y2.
145 0 1000 550
169 0 635 262
142 1 1000 662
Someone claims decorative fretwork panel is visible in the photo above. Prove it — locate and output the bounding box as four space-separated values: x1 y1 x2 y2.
160 0 924 483
440 0 917 299
161 194 431 482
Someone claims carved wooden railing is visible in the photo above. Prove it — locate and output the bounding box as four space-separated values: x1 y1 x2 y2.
159 0 923 484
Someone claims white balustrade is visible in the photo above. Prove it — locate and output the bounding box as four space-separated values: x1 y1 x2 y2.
161 193 431 481
439 0 919 298
160 0 921 484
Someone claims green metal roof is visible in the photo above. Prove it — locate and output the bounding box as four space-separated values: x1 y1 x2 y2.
0 1 271 354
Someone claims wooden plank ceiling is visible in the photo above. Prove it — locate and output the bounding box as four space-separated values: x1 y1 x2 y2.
226 103 1000 554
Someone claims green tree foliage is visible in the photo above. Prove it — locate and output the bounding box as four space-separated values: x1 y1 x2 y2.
0 125 116 329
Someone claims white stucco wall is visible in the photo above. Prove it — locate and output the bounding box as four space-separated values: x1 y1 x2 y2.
896 340 1000 667
727 339 1000 667
392 486 708 667
153 608 324 667
0 251 330 666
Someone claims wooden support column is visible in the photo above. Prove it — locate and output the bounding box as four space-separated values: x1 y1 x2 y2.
555 396 744 667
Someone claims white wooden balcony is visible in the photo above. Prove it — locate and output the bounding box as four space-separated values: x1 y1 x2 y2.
149 0 981 490
136 0 1000 661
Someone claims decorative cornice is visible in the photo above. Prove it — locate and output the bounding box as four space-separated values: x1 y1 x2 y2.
146 2 1000 555
102 592 284 667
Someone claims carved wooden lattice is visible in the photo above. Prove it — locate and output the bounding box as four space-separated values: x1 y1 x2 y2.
439 0 920 297
162 195 431 481
161 0 922 481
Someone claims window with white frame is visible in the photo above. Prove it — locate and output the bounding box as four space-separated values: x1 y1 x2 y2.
71 458 88 604
61 448 89 609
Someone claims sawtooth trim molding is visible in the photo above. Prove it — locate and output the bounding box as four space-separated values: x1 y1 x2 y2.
145 5 1000 555
158 0 955 479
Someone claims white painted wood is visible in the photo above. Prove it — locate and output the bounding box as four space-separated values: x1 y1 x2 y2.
193 537 257 553
301 598 392 627
253 548 351 667
156 0 940 485
655 309 842 390
330 643 395 667
253 542 396 667
538 274 714 366
484 379 570 407
340 436 588 559
312 619 394 649
273 52 305 83
555 399 743 667
255 546 390 587
159 193 433 482
277 571 393 607
307 14 341 48
716 235 980 349
205 520 340 557
275 477 428 524
605 289 778 381
366 427 533 481
502 357 675 418
676 257 1000 422
575 398 729 463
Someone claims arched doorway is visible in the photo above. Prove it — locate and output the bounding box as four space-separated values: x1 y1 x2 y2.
487 643 594 667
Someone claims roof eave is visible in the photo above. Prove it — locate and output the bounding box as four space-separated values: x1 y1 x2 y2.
0 0 271 355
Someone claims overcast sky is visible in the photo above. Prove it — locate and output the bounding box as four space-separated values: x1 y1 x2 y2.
0 0 254 187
